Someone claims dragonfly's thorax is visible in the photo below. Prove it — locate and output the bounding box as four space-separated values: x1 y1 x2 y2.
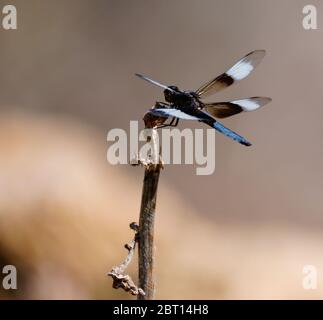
164 87 197 108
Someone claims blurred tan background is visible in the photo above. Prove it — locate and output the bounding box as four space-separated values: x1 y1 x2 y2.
0 0 323 299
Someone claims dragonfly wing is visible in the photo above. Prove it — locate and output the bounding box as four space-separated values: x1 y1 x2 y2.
149 108 201 120
135 73 175 92
195 50 266 98
204 97 272 118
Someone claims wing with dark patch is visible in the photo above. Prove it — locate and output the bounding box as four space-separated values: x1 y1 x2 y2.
205 102 243 118
195 50 266 98
204 97 272 118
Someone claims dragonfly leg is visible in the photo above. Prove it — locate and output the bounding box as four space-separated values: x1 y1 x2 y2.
168 117 175 126
155 101 170 108
155 117 179 129
167 117 179 127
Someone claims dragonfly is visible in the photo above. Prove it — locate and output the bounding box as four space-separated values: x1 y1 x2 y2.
136 50 271 146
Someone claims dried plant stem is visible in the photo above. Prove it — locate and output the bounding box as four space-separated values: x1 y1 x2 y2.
108 126 162 299
137 164 161 300
135 127 162 300
107 223 144 296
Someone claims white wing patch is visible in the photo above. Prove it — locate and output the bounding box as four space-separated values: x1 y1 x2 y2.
227 61 254 81
151 108 200 120
231 97 272 111
226 50 265 81
232 99 260 111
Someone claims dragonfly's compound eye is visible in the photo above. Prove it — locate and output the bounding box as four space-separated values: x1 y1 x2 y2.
164 89 174 102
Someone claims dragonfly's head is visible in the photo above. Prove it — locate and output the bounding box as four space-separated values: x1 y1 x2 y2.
164 85 180 103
